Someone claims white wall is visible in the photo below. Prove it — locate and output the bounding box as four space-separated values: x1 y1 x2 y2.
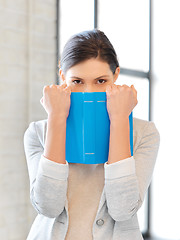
0 1 56 239
151 0 180 238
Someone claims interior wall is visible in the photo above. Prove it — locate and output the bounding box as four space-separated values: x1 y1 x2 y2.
0 1 56 239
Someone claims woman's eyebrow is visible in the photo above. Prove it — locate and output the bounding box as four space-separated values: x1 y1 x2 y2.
70 76 83 80
70 75 110 80
95 75 110 80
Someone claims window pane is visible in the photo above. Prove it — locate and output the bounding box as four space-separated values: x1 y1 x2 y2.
98 0 149 72
60 0 94 53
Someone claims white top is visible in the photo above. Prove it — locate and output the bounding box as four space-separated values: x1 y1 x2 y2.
66 163 104 239
24 118 160 240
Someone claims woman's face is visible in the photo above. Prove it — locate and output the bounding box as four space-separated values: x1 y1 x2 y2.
60 58 120 92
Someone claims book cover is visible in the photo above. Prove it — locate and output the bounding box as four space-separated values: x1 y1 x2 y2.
66 92 133 164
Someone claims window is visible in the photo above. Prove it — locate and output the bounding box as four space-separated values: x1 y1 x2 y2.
98 0 149 72
59 0 94 54
98 0 151 235
58 0 151 236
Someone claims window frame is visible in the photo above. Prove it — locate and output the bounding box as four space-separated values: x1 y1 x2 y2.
56 0 152 237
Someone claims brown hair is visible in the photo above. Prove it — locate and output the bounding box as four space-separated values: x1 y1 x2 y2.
60 29 119 75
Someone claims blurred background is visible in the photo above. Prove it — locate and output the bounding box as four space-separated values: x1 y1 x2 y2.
0 0 180 239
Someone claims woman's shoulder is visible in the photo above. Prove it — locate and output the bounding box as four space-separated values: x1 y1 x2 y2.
24 119 48 146
25 119 47 134
133 117 160 146
133 117 159 132
34 118 48 129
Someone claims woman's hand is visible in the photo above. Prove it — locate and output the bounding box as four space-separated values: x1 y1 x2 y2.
40 83 71 119
106 84 138 122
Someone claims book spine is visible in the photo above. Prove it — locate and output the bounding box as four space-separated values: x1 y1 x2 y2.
83 94 96 163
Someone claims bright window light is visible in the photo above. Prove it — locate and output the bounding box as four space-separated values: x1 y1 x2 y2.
98 0 149 72
60 0 94 53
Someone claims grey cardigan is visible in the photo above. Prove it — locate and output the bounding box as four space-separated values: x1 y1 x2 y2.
24 118 160 240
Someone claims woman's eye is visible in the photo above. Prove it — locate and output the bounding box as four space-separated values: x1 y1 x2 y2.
97 79 107 84
72 79 107 85
73 80 82 84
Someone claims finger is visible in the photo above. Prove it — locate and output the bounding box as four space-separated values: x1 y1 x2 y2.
60 83 68 90
63 84 71 90
131 85 137 94
111 83 117 87
131 85 137 91
43 85 50 93
58 83 68 90
65 85 71 91
64 87 71 94
121 84 129 88
111 84 116 89
50 84 57 88
131 85 138 104
111 84 119 92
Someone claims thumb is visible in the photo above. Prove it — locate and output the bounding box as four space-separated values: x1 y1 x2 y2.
64 85 72 93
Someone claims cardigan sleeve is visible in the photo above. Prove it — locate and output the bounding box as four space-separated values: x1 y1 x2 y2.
104 121 160 222
24 121 69 218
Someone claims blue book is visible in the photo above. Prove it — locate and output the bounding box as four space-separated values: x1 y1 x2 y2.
66 92 133 164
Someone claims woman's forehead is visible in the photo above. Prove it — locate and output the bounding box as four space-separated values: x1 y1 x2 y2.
66 58 113 79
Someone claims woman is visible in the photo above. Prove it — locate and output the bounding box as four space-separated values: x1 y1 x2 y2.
24 29 160 240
